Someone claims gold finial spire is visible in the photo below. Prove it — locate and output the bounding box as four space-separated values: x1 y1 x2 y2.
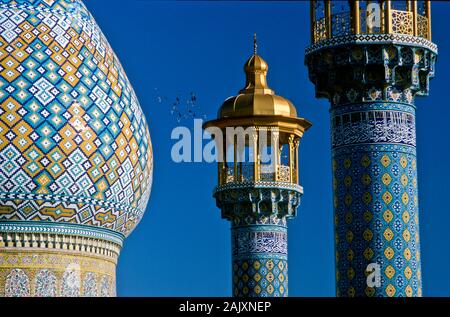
240 37 272 95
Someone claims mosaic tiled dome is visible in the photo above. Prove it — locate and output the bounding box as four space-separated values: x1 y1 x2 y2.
0 0 153 238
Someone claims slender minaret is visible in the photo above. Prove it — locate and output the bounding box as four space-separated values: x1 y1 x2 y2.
204 37 311 297
305 1 437 297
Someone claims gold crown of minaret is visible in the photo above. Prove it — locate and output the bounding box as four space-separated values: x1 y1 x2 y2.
210 35 311 137
204 36 311 187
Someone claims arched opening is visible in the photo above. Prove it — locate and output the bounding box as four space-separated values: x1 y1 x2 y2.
217 127 301 185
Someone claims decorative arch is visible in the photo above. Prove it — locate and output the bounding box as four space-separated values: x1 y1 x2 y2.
5 269 30 297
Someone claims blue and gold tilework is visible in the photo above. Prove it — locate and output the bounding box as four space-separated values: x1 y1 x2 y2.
0 250 116 297
305 31 437 296
0 0 153 237
332 103 421 297
231 215 288 297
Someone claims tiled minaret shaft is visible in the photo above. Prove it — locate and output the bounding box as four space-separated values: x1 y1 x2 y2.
306 0 437 297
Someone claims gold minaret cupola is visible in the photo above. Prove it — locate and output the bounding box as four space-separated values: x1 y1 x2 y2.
204 36 311 297
219 34 301 122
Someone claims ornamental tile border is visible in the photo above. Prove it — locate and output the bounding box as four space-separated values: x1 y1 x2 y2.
305 34 438 55
0 221 124 245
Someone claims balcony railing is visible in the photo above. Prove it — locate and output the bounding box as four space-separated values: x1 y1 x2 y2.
314 17 328 43
391 9 413 35
222 164 296 184
310 1 432 44
417 14 429 39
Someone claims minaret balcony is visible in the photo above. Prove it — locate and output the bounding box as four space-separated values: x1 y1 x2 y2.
311 1 432 45
214 162 304 221
222 164 297 184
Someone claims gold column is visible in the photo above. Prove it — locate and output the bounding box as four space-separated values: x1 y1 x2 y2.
279 144 283 180
223 137 228 184
385 0 392 33
425 0 431 40
325 0 332 39
288 134 295 183
352 1 361 35
380 0 385 33
252 128 259 182
218 133 225 185
239 162 243 182
406 0 411 12
272 130 280 181
310 0 316 43
412 0 418 36
294 139 300 185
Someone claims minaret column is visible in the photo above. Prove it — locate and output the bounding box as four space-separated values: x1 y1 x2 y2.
331 102 421 297
231 215 288 297
306 0 437 297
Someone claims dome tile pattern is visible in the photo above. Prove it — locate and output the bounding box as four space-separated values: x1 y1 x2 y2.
0 0 153 237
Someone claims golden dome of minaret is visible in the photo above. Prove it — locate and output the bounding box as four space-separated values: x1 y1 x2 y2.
219 34 300 120
211 35 310 138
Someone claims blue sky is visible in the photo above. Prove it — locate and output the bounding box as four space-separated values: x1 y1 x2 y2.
85 0 450 296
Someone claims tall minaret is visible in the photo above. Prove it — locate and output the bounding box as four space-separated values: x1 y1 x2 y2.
204 37 311 297
305 1 437 297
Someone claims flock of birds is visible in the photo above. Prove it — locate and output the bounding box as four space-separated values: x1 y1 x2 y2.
153 88 207 123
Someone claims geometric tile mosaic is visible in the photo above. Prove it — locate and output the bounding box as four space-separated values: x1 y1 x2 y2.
0 0 153 237
0 251 116 297
233 258 288 297
231 215 289 297
305 25 437 295
331 102 422 297
333 145 422 297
